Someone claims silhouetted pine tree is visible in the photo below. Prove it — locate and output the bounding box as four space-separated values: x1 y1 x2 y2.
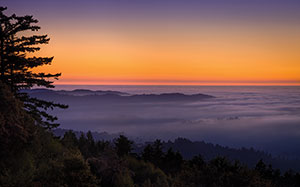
0 7 67 128
115 135 133 157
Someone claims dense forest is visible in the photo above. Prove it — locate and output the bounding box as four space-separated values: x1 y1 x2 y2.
54 128 300 172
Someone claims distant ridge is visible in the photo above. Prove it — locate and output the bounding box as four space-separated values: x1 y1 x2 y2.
22 88 129 96
128 93 214 101
53 128 122 141
23 89 214 102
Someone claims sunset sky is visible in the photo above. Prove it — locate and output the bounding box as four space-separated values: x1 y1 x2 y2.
3 0 300 85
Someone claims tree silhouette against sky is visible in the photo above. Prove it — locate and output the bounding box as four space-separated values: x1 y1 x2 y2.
0 7 67 128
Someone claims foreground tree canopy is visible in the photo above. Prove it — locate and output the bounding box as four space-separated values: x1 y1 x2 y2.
0 83 98 186
0 7 67 129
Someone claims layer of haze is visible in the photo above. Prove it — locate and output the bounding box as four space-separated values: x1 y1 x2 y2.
44 85 300 158
3 0 300 85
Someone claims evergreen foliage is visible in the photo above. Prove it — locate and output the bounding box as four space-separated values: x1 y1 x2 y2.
115 135 133 157
0 82 98 186
0 7 67 129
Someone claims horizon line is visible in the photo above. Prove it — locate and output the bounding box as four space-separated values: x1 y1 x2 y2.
53 83 300 86
54 79 300 86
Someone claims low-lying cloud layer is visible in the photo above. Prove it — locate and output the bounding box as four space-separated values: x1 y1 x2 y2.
32 86 300 158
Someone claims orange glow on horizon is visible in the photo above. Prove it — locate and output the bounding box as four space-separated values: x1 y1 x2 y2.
32 21 300 86
54 83 300 86
54 78 300 86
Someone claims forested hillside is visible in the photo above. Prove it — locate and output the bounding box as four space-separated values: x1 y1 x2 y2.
54 128 300 172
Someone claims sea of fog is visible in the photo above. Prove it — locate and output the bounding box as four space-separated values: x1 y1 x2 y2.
52 85 300 158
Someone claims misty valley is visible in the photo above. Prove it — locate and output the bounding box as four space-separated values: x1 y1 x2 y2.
26 86 300 161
